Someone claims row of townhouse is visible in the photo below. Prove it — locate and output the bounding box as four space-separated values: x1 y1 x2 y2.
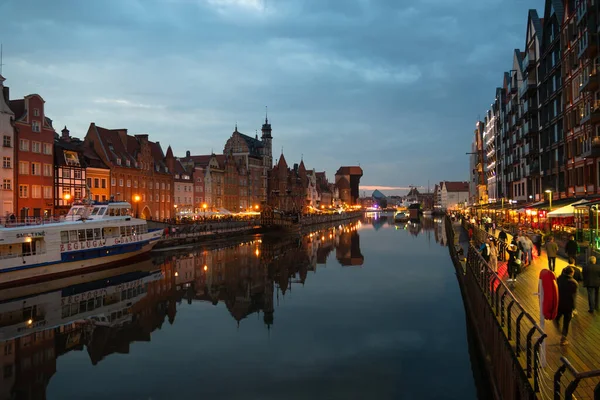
0 74 351 220
471 0 600 206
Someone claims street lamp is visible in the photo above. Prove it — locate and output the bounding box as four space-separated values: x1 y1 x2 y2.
202 203 207 219
545 189 552 211
133 194 140 218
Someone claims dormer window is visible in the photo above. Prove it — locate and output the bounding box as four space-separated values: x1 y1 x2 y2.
33 108 40 117
165 167 169 173
126 160 130 167
116 158 122 165
175 174 180 179
32 121 41 132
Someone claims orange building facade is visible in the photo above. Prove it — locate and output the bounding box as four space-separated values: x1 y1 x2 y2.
84 123 174 220
10 94 55 218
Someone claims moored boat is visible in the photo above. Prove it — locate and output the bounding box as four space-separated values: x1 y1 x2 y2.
394 211 409 223
0 201 162 286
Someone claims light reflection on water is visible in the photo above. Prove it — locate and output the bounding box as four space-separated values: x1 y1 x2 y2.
0 214 482 400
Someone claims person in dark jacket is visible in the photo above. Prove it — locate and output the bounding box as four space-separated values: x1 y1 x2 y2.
565 235 578 261
506 244 521 283
583 256 600 312
555 266 579 346
498 230 508 260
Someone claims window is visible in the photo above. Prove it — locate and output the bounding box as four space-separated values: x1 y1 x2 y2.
19 139 29 151
2 179 11 190
116 158 121 166
101 179 106 188
167 183 170 190
127 179 131 187
94 178 99 188
62 169 70 179
2 157 10 169
19 161 29 175
32 120 41 132
43 164 52 176
161 182 165 190
119 179 123 187
101 195 107 201
31 162 41 176
111 178 116 186
126 160 130 167
43 186 52 198
33 108 40 117
31 185 41 198
134 180 138 188
3 136 11 147
31 141 41 153
87 178 92 188
43 143 52 155
75 188 82 199
74 170 82 179
19 185 28 198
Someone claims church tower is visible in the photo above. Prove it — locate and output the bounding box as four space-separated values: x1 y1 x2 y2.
261 108 273 169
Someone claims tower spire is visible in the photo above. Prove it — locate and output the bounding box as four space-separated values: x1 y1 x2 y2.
0 44 4 76
265 105 268 123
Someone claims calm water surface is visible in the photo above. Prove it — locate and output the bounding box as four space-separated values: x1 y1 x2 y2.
1 213 485 400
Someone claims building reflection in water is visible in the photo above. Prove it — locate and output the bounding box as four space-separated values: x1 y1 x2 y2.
0 220 363 399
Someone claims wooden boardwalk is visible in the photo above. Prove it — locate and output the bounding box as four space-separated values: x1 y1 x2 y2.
463 224 600 399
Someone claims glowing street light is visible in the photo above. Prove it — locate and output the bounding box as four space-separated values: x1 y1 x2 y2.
133 194 141 218
545 189 552 211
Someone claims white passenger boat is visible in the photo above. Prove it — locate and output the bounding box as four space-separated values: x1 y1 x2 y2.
0 201 163 286
394 211 409 223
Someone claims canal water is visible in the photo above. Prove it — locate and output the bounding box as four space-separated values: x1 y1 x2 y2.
0 213 486 399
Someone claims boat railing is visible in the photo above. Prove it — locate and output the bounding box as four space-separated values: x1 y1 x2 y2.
2 216 64 228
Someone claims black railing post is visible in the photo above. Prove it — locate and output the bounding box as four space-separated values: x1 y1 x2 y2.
533 333 546 393
526 326 536 377
554 360 568 399
500 291 509 327
507 300 516 340
515 311 526 356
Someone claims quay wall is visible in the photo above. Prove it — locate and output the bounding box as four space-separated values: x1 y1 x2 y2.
150 212 363 249
445 216 544 400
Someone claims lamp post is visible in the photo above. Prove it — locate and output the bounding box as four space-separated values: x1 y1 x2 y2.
133 194 140 218
202 203 207 219
545 189 552 232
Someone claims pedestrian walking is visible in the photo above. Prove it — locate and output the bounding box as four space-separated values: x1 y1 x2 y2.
498 229 508 261
507 243 522 283
555 266 578 346
545 236 558 272
479 238 491 263
489 237 498 273
582 256 600 313
565 235 579 262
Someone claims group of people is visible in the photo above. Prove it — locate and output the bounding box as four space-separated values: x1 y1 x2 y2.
475 228 600 346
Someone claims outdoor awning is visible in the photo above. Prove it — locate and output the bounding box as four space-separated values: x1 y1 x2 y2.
548 199 589 217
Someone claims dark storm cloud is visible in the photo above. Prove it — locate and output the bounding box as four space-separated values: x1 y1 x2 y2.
0 0 538 194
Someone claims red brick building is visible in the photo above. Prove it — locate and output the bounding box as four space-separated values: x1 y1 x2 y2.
267 153 307 213
84 123 174 220
9 94 56 218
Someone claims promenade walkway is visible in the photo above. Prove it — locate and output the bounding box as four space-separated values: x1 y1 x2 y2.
464 223 600 398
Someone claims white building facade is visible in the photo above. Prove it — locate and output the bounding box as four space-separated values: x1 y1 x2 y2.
440 181 470 210
0 75 14 217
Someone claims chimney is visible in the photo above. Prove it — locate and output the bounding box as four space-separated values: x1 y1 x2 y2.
186 150 191 158
61 126 70 142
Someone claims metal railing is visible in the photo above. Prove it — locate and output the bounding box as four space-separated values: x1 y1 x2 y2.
1 215 64 227
465 219 600 399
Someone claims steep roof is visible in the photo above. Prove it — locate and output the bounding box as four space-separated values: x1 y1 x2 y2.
237 130 263 157
335 166 363 176
182 154 213 167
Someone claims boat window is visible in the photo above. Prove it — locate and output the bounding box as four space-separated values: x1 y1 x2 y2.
86 229 93 241
123 208 131 216
67 207 77 216
60 231 69 244
125 226 131 236
86 298 94 311
76 208 86 216
69 230 78 242
70 303 78 316
93 228 101 240
95 298 102 308
62 305 70 318
120 226 126 236
90 207 100 216
77 230 86 242
109 208 116 216
98 207 106 216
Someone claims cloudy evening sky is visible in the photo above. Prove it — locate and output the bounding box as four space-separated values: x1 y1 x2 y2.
0 0 538 195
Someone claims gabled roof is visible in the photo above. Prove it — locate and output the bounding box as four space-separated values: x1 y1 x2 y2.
182 154 212 167
236 130 263 158
527 9 543 45
8 99 24 120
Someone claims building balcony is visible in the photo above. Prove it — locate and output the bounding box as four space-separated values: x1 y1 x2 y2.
519 77 536 99
580 66 599 92
523 50 536 72
578 34 598 59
